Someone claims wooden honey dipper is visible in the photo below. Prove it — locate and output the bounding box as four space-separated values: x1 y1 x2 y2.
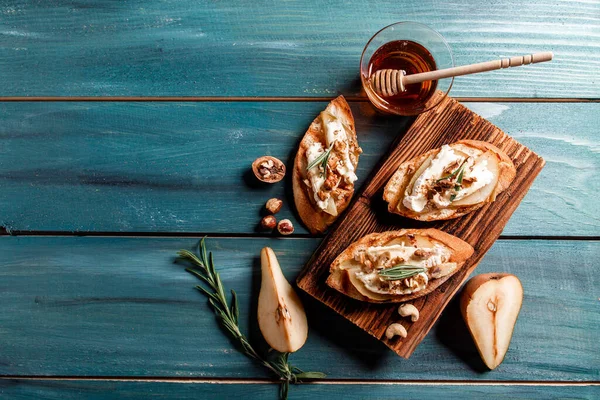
371 52 553 97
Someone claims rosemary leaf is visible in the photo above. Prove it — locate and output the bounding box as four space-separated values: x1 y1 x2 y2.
208 252 217 277
194 284 217 300
306 143 333 176
177 238 326 400
320 147 333 177
450 165 467 201
378 265 426 281
437 160 467 182
200 240 208 266
186 268 213 287
230 289 239 325
178 250 204 268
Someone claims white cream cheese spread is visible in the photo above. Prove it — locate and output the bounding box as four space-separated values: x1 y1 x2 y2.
354 242 451 295
305 142 329 211
305 111 358 215
356 270 429 295
322 113 357 184
452 157 494 201
403 144 495 212
403 145 463 212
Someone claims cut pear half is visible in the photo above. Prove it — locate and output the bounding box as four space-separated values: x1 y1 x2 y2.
347 267 396 302
452 151 500 207
258 247 308 353
404 154 435 197
460 273 523 370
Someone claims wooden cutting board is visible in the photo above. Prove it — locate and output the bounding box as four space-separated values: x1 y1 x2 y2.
296 95 545 358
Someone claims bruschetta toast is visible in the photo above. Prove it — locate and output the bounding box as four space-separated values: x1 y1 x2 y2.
383 140 516 221
293 96 362 234
326 229 474 303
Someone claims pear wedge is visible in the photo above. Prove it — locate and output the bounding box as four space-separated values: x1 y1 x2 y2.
258 247 308 353
460 273 523 370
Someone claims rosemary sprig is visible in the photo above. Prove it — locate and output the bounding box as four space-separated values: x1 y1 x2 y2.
378 265 426 281
450 165 466 201
436 160 467 183
436 160 468 202
306 143 333 177
177 238 326 400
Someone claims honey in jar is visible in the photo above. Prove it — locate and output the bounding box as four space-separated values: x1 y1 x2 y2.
366 40 438 115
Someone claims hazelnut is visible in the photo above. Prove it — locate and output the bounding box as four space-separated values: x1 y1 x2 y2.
260 215 277 230
277 219 294 235
252 156 286 183
265 198 283 214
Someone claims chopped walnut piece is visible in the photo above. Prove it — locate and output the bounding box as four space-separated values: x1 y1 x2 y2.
327 154 340 170
355 252 366 265
376 251 392 268
333 140 346 153
387 256 405 268
322 173 340 191
316 190 328 201
441 160 461 176
331 187 346 198
435 180 455 189
413 249 431 258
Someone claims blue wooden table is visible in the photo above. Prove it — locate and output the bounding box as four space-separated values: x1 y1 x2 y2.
1 1 598 399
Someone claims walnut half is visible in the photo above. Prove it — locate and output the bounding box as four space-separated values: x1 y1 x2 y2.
252 156 286 183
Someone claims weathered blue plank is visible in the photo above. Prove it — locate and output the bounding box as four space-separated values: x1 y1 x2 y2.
0 0 597 97
465 102 600 235
0 101 404 234
0 102 597 235
1 380 598 400
0 237 597 380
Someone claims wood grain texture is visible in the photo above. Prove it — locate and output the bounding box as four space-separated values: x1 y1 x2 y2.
0 101 598 235
0 0 597 98
297 95 545 358
0 237 598 381
1 380 598 400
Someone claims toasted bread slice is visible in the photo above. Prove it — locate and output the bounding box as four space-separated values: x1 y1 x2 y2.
383 140 516 221
293 96 361 234
326 229 474 303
